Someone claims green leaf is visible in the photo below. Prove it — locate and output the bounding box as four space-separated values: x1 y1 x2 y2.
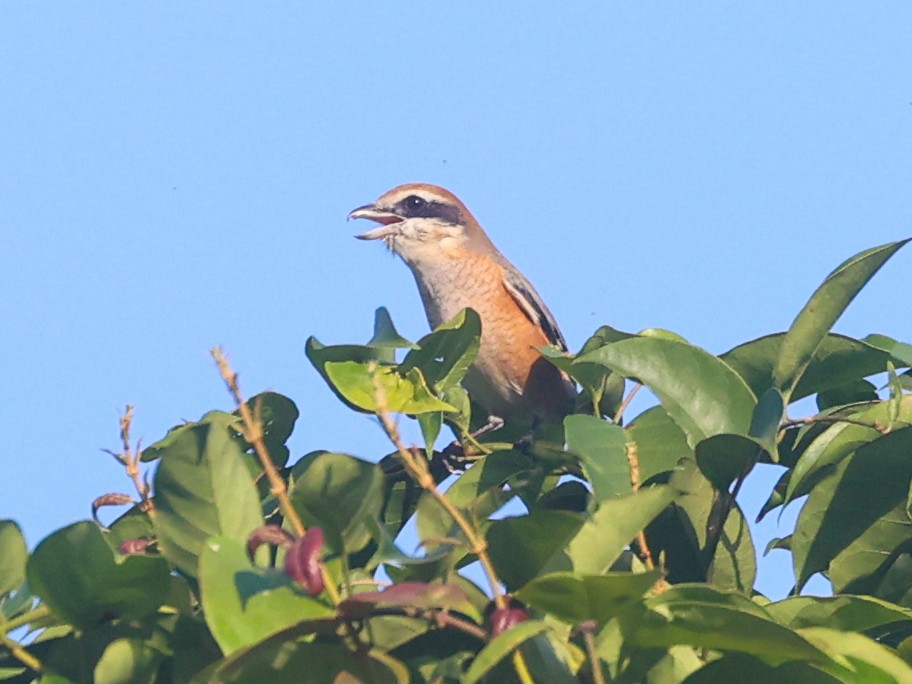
140 409 240 462
648 459 756 591
766 594 912 633
757 471 789 522
817 379 879 411
26 521 170 627
323 361 455 414
487 511 585 590
799 627 912 682
369 306 418 349
288 451 384 555
305 337 392 411
0 520 27 597
104 504 155 551
723 332 904 404
792 426 912 591
516 570 661 625
750 387 785 455
414 484 512 577
417 410 442 456
199 536 334 655
625 405 693 484
488 487 677 590
578 337 756 445
695 434 764 492
462 620 551 684
539 326 628 418
681 654 840 683
785 396 912 505
773 239 910 403
399 308 481 391
564 415 631 501
864 333 912 368
622 584 827 666
93 638 162 684
201 640 408 684
240 392 299 469
152 422 265 577
558 486 678 576
444 450 536 508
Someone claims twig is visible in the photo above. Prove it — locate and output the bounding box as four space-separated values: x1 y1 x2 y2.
105 405 155 515
368 364 506 609
579 621 606 684
703 451 758 577
420 609 487 640
211 347 341 605
368 366 538 684
781 414 890 433
625 440 655 571
0 631 42 674
613 383 642 425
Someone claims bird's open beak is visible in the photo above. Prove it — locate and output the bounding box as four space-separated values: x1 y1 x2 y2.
348 204 403 240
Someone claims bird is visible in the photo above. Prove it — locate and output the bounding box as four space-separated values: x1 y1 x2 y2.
349 183 575 437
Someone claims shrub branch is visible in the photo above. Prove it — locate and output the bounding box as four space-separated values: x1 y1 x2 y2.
211 347 341 605
103 405 155 516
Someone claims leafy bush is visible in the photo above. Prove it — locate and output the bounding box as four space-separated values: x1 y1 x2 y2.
2 239 912 683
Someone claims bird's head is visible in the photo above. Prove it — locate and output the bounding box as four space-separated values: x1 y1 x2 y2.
349 183 492 263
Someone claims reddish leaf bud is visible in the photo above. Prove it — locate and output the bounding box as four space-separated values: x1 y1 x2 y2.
284 527 325 596
246 524 294 562
92 493 135 523
488 597 529 638
118 538 151 555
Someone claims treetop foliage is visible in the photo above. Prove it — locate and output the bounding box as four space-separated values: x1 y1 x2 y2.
2 238 912 683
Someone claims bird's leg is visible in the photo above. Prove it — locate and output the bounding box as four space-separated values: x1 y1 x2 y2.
472 415 505 439
436 415 505 473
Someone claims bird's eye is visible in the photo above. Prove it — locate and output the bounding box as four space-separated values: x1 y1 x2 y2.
405 195 425 211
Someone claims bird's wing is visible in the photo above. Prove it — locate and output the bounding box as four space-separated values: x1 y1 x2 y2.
501 265 568 351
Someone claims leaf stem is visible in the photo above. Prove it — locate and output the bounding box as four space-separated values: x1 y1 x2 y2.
781 414 890 433
211 347 341 605
580 621 606 684
511 649 535 684
1 605 51 634
0 630 42 674
613 383 642 424
625 440 656 572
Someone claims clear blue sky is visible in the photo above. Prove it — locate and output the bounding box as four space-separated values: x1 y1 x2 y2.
1 4 909 600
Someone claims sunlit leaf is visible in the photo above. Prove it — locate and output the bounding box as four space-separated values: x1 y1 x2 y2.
621 584 827 666
792 426 912 591
288 451 384 555
198 537 333 655
516 570 661 625
578 337 756 445
723 333 900 404
368 306 418 349
399 308 481 392
152 422 265 577
785 396 912 505
462 619 550 684
564 415 631 502
0 520 27 597
27 521 170 627
324 361 455 414
773 239 910 403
